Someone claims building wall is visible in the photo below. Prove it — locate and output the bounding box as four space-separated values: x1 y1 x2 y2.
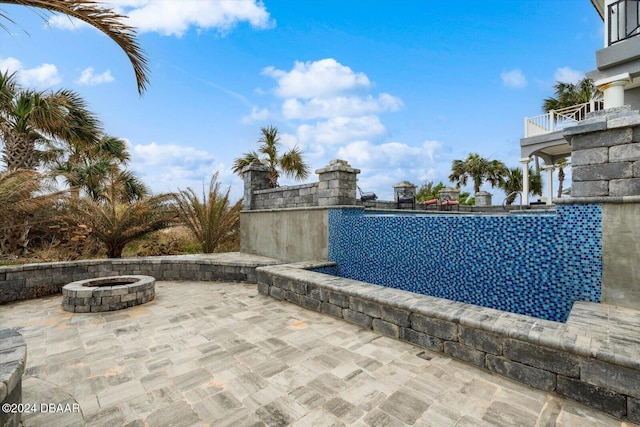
240 208 329 262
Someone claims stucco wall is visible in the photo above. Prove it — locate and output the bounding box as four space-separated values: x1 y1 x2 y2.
240 208 329 262
602 202 640 308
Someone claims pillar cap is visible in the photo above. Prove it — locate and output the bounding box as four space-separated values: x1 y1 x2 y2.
241 161 270 174
594 72 631 87
518 157 531 164
315 159 360 174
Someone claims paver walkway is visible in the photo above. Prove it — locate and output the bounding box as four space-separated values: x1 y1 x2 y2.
0 281 636 427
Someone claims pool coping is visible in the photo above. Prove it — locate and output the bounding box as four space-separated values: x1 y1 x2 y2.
257 261 640 422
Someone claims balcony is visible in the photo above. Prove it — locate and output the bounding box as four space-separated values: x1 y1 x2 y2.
609 0 640 45
523 100 605 138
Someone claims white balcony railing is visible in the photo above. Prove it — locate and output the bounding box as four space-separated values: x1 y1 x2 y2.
524 100 605 138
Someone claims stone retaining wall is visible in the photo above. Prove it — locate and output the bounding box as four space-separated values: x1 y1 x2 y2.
0 330 26 427
0 254 281 305
257 262 640 423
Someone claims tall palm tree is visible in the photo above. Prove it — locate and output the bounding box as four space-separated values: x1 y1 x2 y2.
543 78 602 113
449 153 508 194
232 125 309 188
498 167 543 205
172 172 242 253
0 71 102 171
49 133 146 202
0 0 149 94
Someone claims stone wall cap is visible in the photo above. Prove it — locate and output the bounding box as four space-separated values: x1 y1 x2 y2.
241 162 270 173
555 195 640 204
393 181 416 188
315 159 360 174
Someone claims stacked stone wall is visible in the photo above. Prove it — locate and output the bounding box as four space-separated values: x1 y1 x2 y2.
566 108 640 197
257 262 640 423
0 255 282 305
252 183 318 209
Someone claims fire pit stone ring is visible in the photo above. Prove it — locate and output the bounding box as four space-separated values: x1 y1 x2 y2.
62 275 155 313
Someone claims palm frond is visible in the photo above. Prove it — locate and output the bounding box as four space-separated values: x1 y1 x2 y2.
0 0 149 94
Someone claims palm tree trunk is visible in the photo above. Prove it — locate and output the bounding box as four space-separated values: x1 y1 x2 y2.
557 167 565 198
2 133 37 171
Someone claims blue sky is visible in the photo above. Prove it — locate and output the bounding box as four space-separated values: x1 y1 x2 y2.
0 0 604 201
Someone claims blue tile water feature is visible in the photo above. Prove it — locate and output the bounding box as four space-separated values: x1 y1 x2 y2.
324 204 602 322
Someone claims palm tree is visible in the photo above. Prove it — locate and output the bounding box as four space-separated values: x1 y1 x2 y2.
543 78 602 113
498 167 543 205
449 153 508 194
63 191 175 258
0 71 102 171
232 125 309 188
49 134 146 202
0 169 63 254
172 172 242 253
555 157 569 198
0 0 149 94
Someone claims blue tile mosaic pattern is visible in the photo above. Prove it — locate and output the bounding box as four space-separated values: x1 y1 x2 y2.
326 205 602 322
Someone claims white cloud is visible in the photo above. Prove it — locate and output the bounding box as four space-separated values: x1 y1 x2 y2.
501 69 527 88
0 57 61 88
282 93 403 120
47 1 273 37
241 106 270 124
263 59 370 99
336 139 445 199
121 0 272 36
47 15 91 30
554 67 584 84
129 141 243 198
296 116 386 146
75 67 114 86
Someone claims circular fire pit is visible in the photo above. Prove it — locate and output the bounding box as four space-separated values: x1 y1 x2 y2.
62 275 155 313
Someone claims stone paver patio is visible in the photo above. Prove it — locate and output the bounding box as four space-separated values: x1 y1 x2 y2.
1 281 637 427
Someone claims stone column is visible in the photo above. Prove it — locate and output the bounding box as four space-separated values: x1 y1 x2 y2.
519 157 531 205
542 165 555 205
241 162 271 210
474 191 492 206
316 159 360 206
393 181 417 202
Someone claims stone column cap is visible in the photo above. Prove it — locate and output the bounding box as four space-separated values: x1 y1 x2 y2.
393 181 416 188
241 161 270 174
315 159 360 174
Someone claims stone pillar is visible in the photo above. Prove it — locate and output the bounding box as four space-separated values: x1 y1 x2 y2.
564 106 640 197
519 157 531 205
316 159 360 206
241 162 271 210
595 73 631 109
393 181 417 202
439 187 460 203
474 191 492 206
542 165 555 205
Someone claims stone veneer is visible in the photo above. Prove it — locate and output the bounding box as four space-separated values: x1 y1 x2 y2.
0 253 282 305
62 275 155 313
565 106 640 197
0 330 26 427
257 261 640 423
241 159 360 210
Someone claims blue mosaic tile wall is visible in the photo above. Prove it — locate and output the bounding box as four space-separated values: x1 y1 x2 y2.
326 205 602 322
